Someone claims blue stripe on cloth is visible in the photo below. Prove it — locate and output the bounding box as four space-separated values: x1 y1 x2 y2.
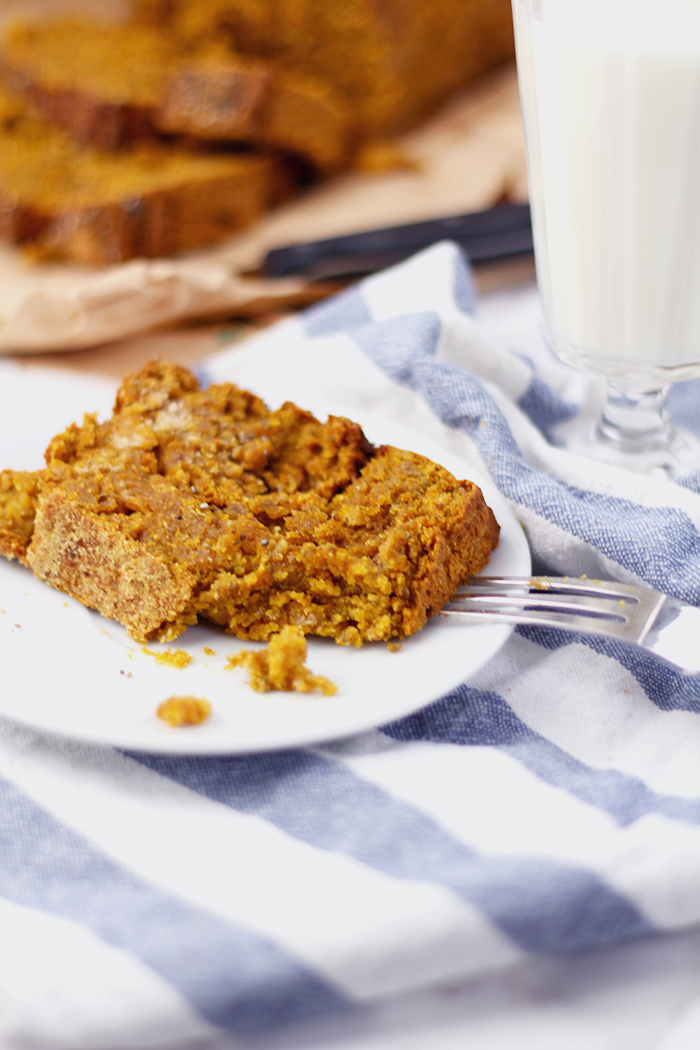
130 750 653 955
351 313 442 376
676 471 700 494
303 244 475 337
304 286 373 337
0 774 349 1032
382 684 700 825
513 624 700 713
517 373 579 435
452 247 477 313
350 341 700 606
669 379 700 437
667 381 700 489
193 366 211 390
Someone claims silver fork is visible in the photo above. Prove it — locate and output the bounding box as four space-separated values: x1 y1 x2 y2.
441 576 700 675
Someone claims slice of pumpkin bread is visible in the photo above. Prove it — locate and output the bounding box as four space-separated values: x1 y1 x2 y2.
0 83 280 264
2 362 499 645
157 54 351 172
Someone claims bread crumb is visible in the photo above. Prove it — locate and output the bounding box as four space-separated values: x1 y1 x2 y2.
387 641 402 652
142 646 192 668
203 646 215 656
157 695 211 726
228 625 337 695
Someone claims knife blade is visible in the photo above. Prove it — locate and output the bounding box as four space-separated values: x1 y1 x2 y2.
263 202 533 280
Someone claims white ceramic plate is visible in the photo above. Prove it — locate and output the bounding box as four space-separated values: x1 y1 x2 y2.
0 412 529 753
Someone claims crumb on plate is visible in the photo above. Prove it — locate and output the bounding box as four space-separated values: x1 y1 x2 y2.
143 646 192 668
228 625 337 695
157 695 211 726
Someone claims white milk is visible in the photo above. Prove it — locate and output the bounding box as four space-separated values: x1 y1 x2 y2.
513 0 700 370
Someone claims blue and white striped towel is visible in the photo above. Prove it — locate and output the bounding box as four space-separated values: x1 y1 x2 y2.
3 241 700 1049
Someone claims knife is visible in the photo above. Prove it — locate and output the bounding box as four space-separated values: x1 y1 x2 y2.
263 202 533 280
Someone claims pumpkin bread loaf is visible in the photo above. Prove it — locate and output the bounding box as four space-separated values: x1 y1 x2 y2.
0 362 499 645
0 2 514 263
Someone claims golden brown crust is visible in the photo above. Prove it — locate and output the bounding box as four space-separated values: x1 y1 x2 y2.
9 361 499 645
27 486 197 638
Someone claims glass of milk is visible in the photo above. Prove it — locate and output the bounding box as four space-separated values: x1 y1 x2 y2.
513 0 700 474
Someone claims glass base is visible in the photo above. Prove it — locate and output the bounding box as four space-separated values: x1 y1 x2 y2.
564 380 700 480
545 325 700 479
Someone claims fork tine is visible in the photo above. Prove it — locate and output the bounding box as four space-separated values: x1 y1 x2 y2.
448 591 629 621
440 576 695 672
441 575 667 644
461 575 642 601
439 606 630 633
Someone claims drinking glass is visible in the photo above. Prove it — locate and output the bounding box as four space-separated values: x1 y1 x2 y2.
512 0 700 476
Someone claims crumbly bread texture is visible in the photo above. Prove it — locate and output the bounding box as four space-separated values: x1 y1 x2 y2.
0 362 499 645
0 468 41 564
0 19 350 170
228 625 337 693
0 83 280 264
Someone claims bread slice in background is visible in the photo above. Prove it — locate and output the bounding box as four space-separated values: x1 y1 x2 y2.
134 0 515 138
0 83 284 264
0 17 353 170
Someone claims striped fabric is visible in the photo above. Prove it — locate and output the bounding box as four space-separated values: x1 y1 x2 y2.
3 242 700 1048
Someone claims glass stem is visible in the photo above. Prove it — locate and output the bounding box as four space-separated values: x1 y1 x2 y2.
594 381 674 455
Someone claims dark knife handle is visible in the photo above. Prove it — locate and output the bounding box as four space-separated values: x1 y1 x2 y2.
263 202 533 280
